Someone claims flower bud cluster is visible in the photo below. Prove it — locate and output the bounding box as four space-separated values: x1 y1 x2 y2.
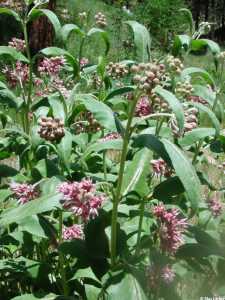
207 195 223 218
153 203 188 254
38 56 65 76
63 224 84 241
3 61 29 88
8 38 26 52
80 57 89 68
10 182 39 205
169 107 198 137
175 80 194 99
101 132 121 162
135 96 152 117
57 178 105 221
74 111 101 134
38 117 65 141
79 11 87 21
187 95 208 105
151 158 172 177
95 12 107 28
131 62 166 92
106 62 128 80
166 55 184 74
151 92 169 112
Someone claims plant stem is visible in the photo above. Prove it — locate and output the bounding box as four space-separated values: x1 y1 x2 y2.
58 210 69 296
111 93 140 267
192 140 203 165
135 197 146 256
23 20 33 135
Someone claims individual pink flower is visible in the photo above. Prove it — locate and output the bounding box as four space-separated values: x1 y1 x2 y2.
153 203 188 254
80 57 89 68
38 56 65 76
8 38 26 52
62 224 84 241
135 96 152 117
151 158 172 177
207 196 223 218
10 182 39 205
161 265 175 284
57 179 104 221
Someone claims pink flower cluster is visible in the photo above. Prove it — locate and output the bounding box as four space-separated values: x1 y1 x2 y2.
101 132 121 142
57 179 104 221
146 264 175 289
38 56 65 76
8 38 26 52
3 61 29 88
80 57 89 68
10 182 39 205
207 196 223 218
153 203 188 254
135 96 152 117
151 158 172 177
63 224 84 241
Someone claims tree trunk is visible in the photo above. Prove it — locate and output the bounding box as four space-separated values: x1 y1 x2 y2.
28 0 56 55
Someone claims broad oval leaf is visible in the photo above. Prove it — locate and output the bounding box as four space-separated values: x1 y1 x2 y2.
83 139 123 159
57 130 73 170
61 23 85 44
0 7 21 24
87 28 110 55
77 94 116 130
1 193 61 226
154 86 184 132
0 46 28 63
172 34 191 56
162 139 202 211
181 67 215 87
121 148 151 197
125 21 151 62
104 86 135 101
179 128 216 147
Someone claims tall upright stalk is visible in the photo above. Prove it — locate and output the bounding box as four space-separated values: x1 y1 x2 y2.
111 92 140 266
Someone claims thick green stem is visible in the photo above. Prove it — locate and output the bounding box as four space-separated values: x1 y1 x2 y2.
23 21 33 135
135 198 146 256
111 93 140 267
58 210 69 296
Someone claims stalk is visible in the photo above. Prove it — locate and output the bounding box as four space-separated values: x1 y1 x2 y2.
111 92 140 266
58 210 69 296
23 20 33 135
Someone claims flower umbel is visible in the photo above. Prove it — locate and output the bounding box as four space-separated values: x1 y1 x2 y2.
58 179 105 221
63 224 84 241
153 203 188 254
10 183 39 205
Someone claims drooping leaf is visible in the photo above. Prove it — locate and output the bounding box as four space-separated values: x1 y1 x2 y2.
83 139 123 159
61 23 85 44
153 176 185 201
1 193 61 226
125 21 151 62
104 86 135 101
201 39 220 55
192 84 216 106
121 148 151 197
87 28 110 55
0 7 22 24
172 35 190 56
0 46 28 63
162 139 202 211
179 8 195 34
154 86 184 133
181 67 215 87
179 128 216 147
77 94 116 130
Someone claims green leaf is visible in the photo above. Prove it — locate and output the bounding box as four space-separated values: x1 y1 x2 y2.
77 94 116 130
57 130 73 170
162 139 202 211
0 88 21 109
121 148 151 197
61 23 85 44
71 267 100 282
125 21 151 62
18 215 48 238
0 164 18 177
48 94 66 121
28 9 61 40
179 128 216 147
172 35 190 56
83 139 123 159
87 28 110 55
0 7 22 24
190 40 207 54
154 86 184 133
201 39 220 55
192 84 215 106
179 8 195 34
11 294 59 300
192 102 220 136
104 86 135 101
0 189 13 202
107 273 148 300
0 193 61 226
153 176 185 201
132 134 171 165
0 46 28 63
181 67 215 87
